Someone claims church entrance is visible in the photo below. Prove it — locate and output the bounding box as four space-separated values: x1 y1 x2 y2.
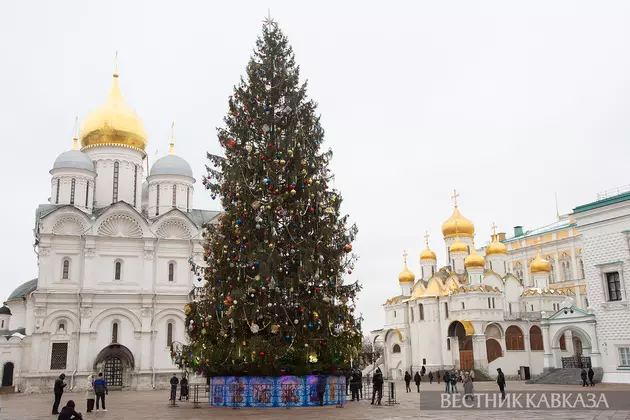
448 321 475 371
2 362 14 387
94 344 135 389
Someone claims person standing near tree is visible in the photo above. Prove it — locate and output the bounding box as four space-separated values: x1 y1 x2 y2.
93 373 108 412
371 368 383 405
170 374 179 403
414 371 421 392
496 368 506 400
52 373 67 415
180 374 189 401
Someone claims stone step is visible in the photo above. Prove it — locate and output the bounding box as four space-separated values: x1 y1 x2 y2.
527 368 603 385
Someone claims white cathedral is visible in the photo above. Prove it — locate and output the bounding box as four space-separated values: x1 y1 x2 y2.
0 70 218 392
371 198 576 381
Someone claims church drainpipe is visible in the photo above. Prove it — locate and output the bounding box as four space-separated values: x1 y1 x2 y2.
72 234 87 390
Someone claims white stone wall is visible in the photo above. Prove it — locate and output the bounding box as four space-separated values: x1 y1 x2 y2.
146 175 194 219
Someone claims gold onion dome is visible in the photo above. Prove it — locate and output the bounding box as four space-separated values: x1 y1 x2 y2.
80 72 148 152
486 235 507 256
450 237 468 254
465 240 485 269
442 206 475 238
420 232 437 261
398 251 415 284
530 249 551 273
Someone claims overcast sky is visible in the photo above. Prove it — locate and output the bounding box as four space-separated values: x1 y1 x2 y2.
1 1 630 333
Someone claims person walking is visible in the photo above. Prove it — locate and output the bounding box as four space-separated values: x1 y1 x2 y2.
414 371 421 392
463 373 474 401
581 368 588 387
470 369 475 382
404 371 412 393
358 370 363 400
93 372 108 412
496 368 506 400
450 369 458 394
428 371 433 384
85 373 95 413
350 369 360 401
443 371 450 393
588 367 595 386
437 371 441 384
371 368 383 405
170 373 179 402
52 373 67 415
179 374 189 401
57 400 83 420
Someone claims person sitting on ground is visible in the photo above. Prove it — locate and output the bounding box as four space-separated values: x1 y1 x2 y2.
57 400 83 420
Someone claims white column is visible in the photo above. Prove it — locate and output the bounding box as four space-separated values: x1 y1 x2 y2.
541 321 554 370
472 334 488 373
569 247 579 280
587 320 602 367
78 308 92 372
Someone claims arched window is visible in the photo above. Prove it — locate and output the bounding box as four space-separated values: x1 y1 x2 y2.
114 261 122 280
559 333 566 351
431 266 435 275
172 184 177 208
444 302 449 319
62 259 70 280
133 165 138 207
562 259 572 282
505 326 525 350
70 178 76 205
58 322 66 333
168 262 175 282
530 325 544 351
392 344 401 353
156 184 160 216
579 259 585 279
167 322 173 347
55 178 60 204
85 182 90 208
186 187 190 212
112 322 118 343
419 304 424 321
486 339 502 363
113 161 119 202
549 262 555 283
446 338 451 350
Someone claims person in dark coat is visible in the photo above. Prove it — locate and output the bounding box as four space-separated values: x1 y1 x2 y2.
581 368 588 387
52 373 67 415
437 371 441 384
588 367 595 386
345 370 351 395
450 369 458 393
93 373 108 411
428 371 434 384
414 371 421 392
170 374 179 402
57 400 82 420
496 368 506 400
316 373 326 406
421 365 426 376
371 368 384 405
443 371 450 393
179 374 189 401
358 370 363 399
404 371 412 392
350 370 360 401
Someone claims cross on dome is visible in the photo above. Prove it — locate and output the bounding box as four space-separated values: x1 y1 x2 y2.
424 231 430 246
491 222 498 236
170 121 175 155
451 189 459 207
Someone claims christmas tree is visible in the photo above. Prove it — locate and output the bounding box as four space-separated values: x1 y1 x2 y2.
177 18 362 377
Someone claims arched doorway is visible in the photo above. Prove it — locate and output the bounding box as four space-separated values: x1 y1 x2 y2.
93 344 135 389
448 321 474 370
573 337 583 356
2 362 14 387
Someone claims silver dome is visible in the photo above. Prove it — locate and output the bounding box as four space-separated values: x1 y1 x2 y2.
150 154 193 178
53 150 95 172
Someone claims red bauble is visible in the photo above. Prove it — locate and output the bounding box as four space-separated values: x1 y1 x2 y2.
344 244 353 253
348 270 353 274
225 139 236 149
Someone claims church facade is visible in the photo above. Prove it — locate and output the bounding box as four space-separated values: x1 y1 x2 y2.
371 195 590 381
0 70 217 392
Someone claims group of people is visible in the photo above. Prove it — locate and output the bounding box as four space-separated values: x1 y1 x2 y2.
169 373 189 402
52 372 108 419
403 365 426 393
345 367 385 405
581 367 596 387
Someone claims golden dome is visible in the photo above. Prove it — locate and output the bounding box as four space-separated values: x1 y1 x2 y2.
80 73 147 152
465 241 486 269
420 231 437 261
486 235 507 256
530 249 551 274
450 237 468 254
442 206 474 238
398 251 415 284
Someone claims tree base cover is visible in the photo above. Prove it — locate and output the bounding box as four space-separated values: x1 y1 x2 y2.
209 375 346 407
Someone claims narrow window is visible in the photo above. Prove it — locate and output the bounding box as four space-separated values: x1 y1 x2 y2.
172 184 177 208
70 178 76 205
62 260 69 280
531 304 534 311
606 272 622 301
85 182 90 208
113 161 119 202
504 261 507 272
410 307 414 322
446 338 451 350
431 266 435 275
461 302 465 310
168 262 174 282
489 261 493 270
492 298 496 309
55 179 60 204
560 334 566 351
444 302 449 319
579 259 585 279
112 322 118 343
419 304 424 321
156 184 160 216
167 322 173 347
115 261 121 280
1 320 5 329
50 343 68 370
186 187 190 212
488 297 491 308
133 165 138 207
509 302 512 314
393 310 396 318
422 358 426 365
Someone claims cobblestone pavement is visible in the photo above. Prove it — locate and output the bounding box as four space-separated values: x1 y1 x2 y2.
1 380 629 420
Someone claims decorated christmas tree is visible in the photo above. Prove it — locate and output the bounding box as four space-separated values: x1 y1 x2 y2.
177 18 362 377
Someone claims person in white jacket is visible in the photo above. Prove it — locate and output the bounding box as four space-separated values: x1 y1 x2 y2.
85 374 95 413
